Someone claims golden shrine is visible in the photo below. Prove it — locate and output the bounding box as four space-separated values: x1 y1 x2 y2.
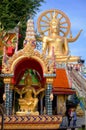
0 9 83 129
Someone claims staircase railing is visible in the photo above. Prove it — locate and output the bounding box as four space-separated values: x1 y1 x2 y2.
69 69 86 95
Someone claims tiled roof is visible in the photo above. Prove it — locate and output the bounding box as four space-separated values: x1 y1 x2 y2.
53 68 70 88
53 69 76 94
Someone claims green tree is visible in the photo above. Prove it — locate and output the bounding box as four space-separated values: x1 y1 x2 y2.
0 0 45 30
0 0 45 49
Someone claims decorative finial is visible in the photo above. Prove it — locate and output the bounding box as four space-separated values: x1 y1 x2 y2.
50 10 59 24
53 10 57 19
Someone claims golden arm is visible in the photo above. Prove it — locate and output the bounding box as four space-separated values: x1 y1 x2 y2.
64 37 69 55
42 36 48 54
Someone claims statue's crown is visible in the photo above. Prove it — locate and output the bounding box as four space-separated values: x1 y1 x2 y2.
51 10 59 24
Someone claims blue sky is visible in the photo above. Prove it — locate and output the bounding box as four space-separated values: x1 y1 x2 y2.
34 0 86 64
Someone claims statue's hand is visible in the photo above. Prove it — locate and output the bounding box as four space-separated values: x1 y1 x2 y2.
15 87 20 93
36 88 45 96
68 29 83 43
80 29 83 32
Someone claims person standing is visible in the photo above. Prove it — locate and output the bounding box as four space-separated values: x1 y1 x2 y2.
72 109 77 126
66 108 73 127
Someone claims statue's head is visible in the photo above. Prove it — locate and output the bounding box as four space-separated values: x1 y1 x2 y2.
50 11 60 34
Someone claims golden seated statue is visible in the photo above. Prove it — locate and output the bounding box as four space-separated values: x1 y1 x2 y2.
16 87 39 115
16 72 45 116
41 10 82 63
19 88 38 112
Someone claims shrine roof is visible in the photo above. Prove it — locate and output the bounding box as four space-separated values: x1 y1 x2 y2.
53 68 70 88
53 68 75 94
52 87 76 95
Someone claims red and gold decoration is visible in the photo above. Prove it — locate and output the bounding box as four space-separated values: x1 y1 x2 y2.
0 9 84 129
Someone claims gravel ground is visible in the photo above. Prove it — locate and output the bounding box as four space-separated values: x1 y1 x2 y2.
60 116 85 129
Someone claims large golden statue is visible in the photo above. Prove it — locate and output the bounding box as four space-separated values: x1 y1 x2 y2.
15 70 45 115
37 9 82 62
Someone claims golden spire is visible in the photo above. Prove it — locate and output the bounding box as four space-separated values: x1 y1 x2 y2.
50 10 59 25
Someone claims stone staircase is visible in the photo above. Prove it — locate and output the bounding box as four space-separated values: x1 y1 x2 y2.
69 69 86 96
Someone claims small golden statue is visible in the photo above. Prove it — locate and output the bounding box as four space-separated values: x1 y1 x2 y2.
37 9 82 62
15 71 45 116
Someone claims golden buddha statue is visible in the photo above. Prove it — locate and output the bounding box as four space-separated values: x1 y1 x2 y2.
42 11 82 63
16 71 45 115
